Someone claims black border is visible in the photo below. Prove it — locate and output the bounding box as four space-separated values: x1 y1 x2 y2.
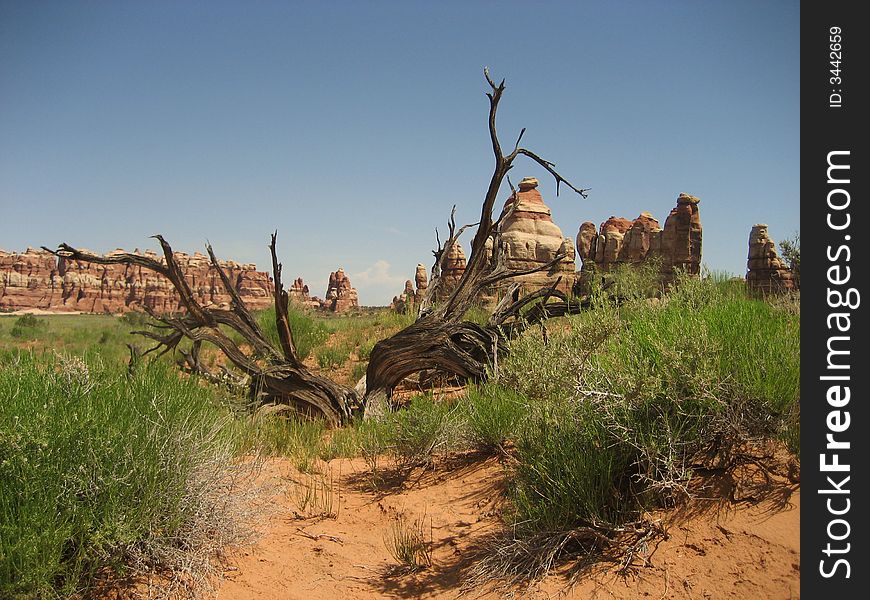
801 2 868 596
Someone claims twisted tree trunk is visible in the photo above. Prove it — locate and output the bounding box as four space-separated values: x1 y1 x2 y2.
363 69 590 414
45 234 355 426
47 69 594 424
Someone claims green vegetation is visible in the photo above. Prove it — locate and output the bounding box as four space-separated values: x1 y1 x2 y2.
461 384 529 453
316 344 352 370
9 314 46 340
384 512 432 574
258 304 330 360
291 468 339 519
478 273 800 578
0 314 143 362
0 276 800 591
0 354 247 598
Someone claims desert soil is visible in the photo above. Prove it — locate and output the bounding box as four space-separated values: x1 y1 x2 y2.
210 454 800 600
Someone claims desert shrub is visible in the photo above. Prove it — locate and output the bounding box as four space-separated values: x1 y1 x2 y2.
779 231 800 286
0 353 248 598
258 303 330 360
496 299 622 402
488 277 800 575
512 401 636 533
316 345 351 370
603 258 664 301
385 394 463 467
462 384 529 452
14 314 44 329
8 314 45 340
8 326 28 339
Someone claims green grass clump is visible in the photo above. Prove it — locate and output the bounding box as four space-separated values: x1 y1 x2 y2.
384 512 432 573
9 313 47 339
462 384 529 452
385 394 463 467
240 414 326 472
0 353 244 598
316 345 352 370
258 303 330 360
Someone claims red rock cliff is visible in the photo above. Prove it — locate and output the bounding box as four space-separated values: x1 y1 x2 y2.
0 247 273 314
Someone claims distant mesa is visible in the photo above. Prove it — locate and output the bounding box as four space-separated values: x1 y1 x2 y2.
0 247 273 314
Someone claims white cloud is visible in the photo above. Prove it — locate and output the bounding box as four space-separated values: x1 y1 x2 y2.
352 260 407 287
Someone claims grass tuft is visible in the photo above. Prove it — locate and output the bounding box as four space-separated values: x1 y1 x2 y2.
384 511 432 574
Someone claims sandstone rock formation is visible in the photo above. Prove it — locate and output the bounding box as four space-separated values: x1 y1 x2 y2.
434 242 467 302
414 263 428 304
0 247 273 314
576 192 702 291
494 177 575 295
391 263 431 313
323 268 358 313
391 280 416 314
660 193 703 278
746 224 796 294
0 248 63 311
288 277 321 309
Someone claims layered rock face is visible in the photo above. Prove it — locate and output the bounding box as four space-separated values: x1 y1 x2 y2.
414 263 428 304
495 177 576 294
0 248 63 310
746 224 796 294
576 193 702 289
660 193 703 278
434 242 467 302
0 248 273 314
323 268 358 313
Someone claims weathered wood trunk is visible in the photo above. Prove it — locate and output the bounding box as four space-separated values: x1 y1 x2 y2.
45 234 357 426
361 69 589 413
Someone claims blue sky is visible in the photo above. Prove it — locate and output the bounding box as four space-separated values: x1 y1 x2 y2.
0 0 799 306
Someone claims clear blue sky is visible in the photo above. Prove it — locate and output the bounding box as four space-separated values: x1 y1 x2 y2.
1 0 799 306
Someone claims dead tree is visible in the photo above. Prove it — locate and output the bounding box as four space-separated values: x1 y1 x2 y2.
46 69 588 423
362 69 590 415
44 234 356 427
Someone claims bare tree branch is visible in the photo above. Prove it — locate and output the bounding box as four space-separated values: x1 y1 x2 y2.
47 236 355 426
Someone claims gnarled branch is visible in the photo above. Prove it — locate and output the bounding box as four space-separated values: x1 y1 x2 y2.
46 236 355 426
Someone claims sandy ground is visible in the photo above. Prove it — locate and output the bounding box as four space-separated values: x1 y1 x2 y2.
209 454 800 600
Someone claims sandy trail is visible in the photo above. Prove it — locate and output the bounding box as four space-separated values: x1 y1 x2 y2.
210 454 799 600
